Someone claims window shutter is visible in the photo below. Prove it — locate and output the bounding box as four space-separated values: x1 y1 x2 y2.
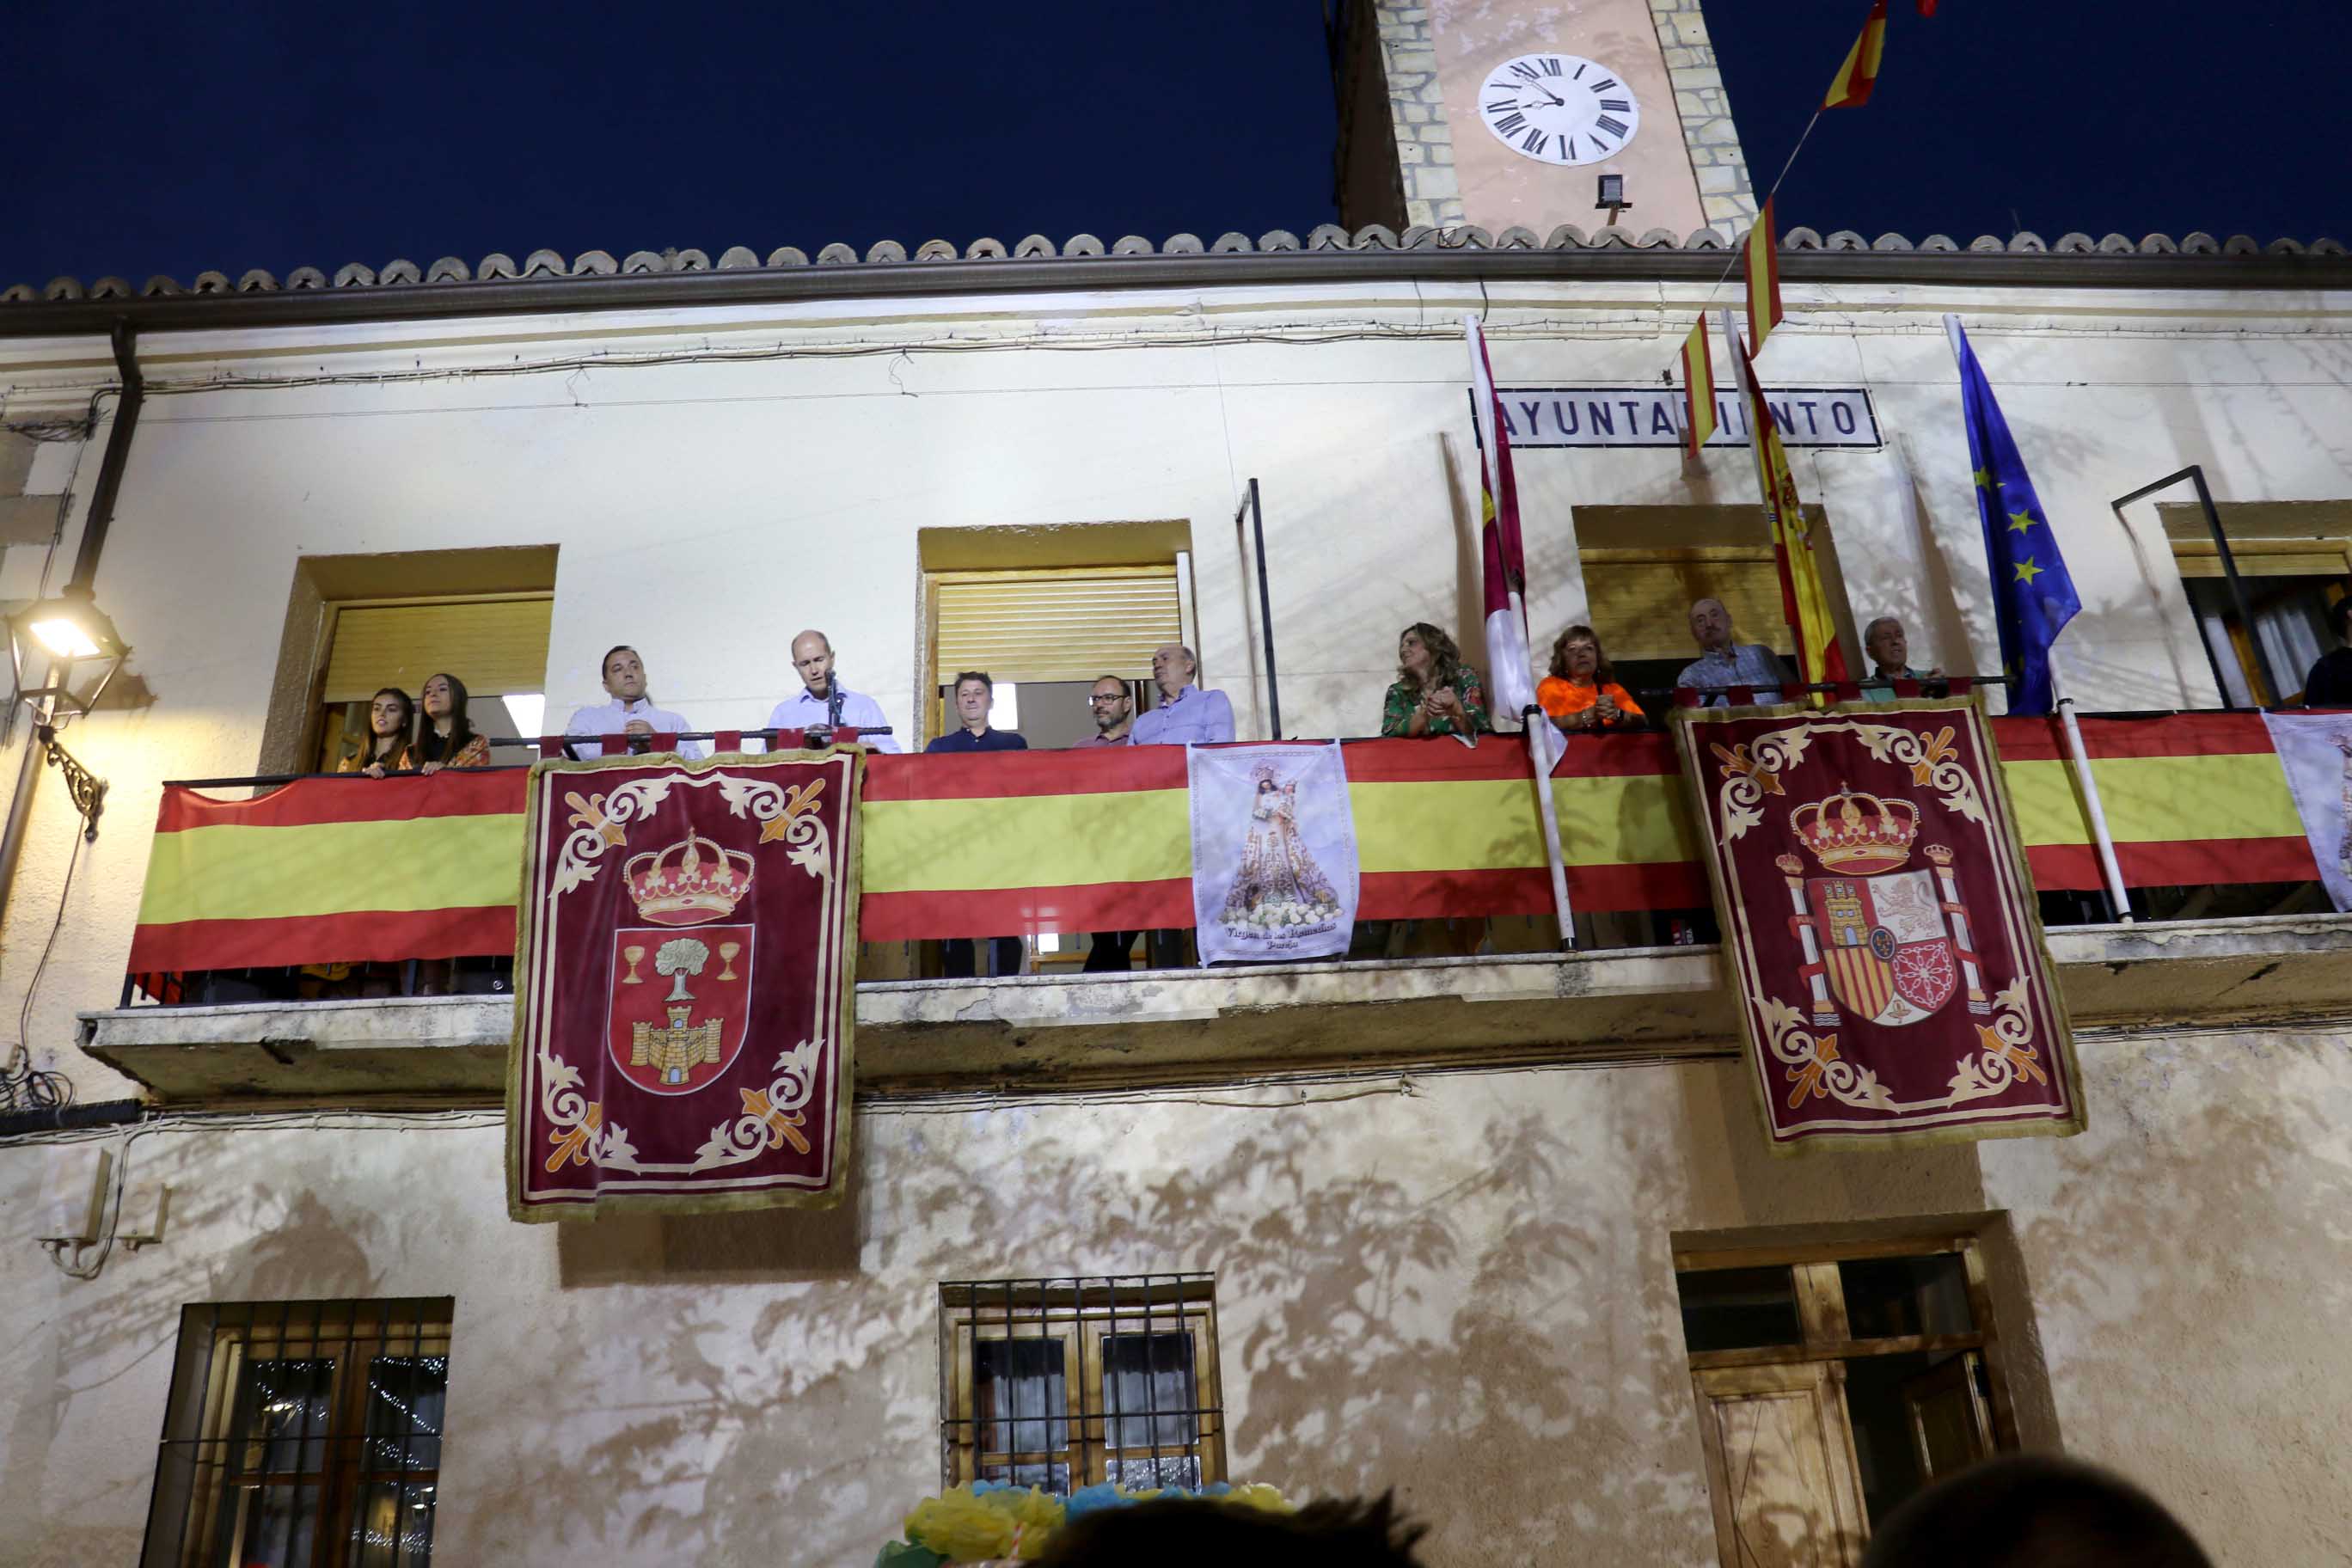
1579 548 1793 662
321 596 554 703
933 567 1182 687
2170 545 2351 579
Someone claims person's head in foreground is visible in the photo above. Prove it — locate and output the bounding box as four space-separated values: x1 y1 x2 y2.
1038 1492 1427 1568
1859 1455 2211 1568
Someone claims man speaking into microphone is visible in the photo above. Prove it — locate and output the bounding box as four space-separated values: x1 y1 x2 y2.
765 628 900 751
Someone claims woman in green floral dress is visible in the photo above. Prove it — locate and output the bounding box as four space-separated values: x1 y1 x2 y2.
1380 622 1490 738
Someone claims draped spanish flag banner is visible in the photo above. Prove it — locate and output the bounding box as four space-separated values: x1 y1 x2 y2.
126 717 2318 989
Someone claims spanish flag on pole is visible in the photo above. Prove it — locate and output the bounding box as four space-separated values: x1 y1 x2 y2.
1823 0 1890 108
1744 197 1783 354
1734 329 1849 688
1679 315 1717 458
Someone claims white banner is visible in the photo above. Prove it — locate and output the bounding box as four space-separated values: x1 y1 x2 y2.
2261 712 2352 911
1188 743 1359 965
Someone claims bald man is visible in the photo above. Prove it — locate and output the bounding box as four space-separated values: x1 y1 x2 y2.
764 628 900 751
1675 597 1790 707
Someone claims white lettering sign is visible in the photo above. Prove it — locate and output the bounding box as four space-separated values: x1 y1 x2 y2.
1497 387 1882 449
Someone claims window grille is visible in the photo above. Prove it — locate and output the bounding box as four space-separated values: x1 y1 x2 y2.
937 1275 1224 1495
140 1297 453 1568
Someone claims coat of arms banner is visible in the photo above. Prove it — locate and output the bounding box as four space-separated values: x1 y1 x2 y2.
1188 743 1359 965
1670 699 2085 1150
506 750 863 1220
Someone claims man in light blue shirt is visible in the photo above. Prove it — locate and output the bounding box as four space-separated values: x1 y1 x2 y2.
1130 644 1235 746
1675 598 1792 707
564 645 707 759
764 629 901 752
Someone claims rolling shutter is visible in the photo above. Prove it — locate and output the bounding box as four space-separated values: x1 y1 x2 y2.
932 567 1182 686
1579 548 1793 661
321 596 554 703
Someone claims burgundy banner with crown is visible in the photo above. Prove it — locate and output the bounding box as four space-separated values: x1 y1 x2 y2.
506 750 863 1220
1670 698 2084 1150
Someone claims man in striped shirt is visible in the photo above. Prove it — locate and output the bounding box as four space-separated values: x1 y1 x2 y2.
1675 597 1792 707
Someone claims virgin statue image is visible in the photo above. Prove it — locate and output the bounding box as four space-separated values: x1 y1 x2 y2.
1222 765 1342 931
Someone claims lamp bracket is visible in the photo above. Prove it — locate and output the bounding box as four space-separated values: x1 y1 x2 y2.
34 725 105 841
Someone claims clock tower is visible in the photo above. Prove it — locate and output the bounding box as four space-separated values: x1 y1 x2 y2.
1332 0 1757 237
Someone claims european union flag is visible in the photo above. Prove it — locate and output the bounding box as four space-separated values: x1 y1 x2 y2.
1952 320 2080 716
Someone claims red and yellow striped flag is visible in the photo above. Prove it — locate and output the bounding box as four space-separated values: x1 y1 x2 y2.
1679 315 1717 458
1744 198 1783 354
1823 0 1890 108
1737 337 1848 689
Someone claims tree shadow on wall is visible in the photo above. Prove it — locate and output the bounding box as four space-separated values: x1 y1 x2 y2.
465 1098 1718 1567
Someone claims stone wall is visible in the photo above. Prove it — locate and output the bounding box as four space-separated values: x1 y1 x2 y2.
1647 0 1758 228
3 1027 2347 1565
1372 2 1466 230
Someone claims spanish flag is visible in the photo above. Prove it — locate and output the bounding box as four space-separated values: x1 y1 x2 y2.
1823 0 1890 108
1679 315 1717 458
1737 337 1849 689
1744 199 1783 354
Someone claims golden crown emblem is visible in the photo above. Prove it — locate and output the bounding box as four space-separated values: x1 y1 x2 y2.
1790 783 1920 876
624 830 754 926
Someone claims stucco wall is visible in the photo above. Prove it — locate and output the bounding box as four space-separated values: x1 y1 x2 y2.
3 1028 2347 1565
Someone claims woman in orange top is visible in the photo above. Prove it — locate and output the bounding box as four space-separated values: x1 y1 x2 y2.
1538 625 1646 733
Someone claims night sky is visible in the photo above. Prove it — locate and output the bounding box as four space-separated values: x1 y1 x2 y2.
4 0 2343 289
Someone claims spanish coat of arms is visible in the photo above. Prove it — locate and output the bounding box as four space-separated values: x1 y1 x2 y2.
506 749 863 1219
1671 697 2084 1149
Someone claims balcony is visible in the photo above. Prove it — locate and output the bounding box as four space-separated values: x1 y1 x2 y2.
82 912 2352 1106
85 712 2348 1105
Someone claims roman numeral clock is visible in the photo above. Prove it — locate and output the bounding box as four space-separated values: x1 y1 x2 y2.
1479 52 1639 166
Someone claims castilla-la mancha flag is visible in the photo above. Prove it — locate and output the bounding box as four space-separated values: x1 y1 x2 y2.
507 750 863 1219
1671 697 2084 1150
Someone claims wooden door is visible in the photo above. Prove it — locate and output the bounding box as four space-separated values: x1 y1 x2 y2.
1694 1362 1870 1568
1902 1351 1994 1483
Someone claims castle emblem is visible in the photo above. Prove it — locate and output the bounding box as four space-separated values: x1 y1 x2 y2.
1773 785 1990 1029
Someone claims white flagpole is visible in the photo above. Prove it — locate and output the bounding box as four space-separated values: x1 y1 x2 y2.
1465 315 1575 948
1942 314 2132 925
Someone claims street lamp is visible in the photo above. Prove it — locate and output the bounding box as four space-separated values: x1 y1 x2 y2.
9 583 128 718
1595 174 1634 227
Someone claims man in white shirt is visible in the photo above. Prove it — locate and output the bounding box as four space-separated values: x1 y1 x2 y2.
764 629 901 752
563 645 707 760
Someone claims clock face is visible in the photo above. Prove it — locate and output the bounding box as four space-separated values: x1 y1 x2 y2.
1478 53 1640 166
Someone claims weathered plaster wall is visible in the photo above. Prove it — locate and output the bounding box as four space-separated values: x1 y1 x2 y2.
0 277 2347 1106
3 1030 2347 1565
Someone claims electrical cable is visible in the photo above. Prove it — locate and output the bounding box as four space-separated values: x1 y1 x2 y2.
2 825 81 1115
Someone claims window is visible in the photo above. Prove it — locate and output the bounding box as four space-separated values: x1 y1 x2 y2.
1672 1236 2014 1567
1570 505 1859 695
314 595 554 771
937 1275 1224 1494
2160 501 2352 706
141 1298 453 1568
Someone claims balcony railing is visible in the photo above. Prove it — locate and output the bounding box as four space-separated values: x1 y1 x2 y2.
119 706 2325 1008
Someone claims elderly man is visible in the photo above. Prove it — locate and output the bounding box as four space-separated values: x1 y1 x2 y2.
1075 674 1136 747
1130 644 1234 745
764 628 900 751
1859 615 1945 703
1675 598 1791 707
564 644 706 759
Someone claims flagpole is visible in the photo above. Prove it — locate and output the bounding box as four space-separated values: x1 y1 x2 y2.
1465 315 1576 949
1941 314 2132 925
1721 307 1804 663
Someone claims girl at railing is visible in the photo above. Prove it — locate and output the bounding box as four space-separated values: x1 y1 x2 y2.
417 673 490 773
339 688 416 776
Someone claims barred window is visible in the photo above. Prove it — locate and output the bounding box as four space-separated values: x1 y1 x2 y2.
140 1298 453 1568
938 1275 1224 1494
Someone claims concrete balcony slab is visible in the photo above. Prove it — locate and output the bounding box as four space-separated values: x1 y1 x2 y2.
79 913 2352 1106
